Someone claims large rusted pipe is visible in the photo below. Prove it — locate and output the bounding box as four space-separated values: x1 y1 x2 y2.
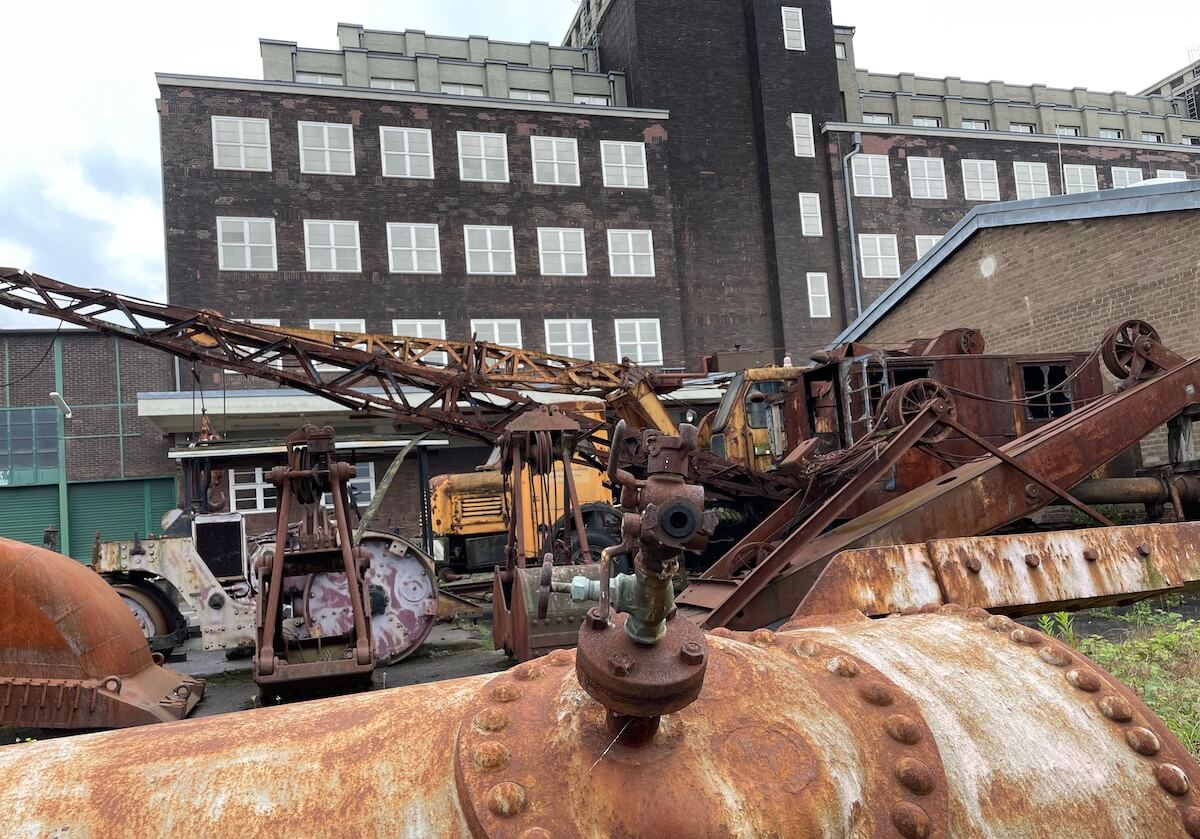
1071 476 1200 507
2 608 1198 837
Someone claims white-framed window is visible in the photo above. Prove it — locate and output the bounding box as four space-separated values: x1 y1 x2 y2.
510 89 551 101
859 234 900 279
614 319 663 365
601 141 648 188
216 217 277 271
907 157 947 199
1056 126 1081 137
912 116 942 128
1111 167 1143 188
1157 169 1188 180
961 159 1000 201
574 94 611 106
464 226 516 275
303 220 361 272
309 318 367 372
791 113 815 157
380 127 434 179
295 72 342 85
1185 137 1200 147
806 273 831 319
387 223 442 274
914 235 942 260
1141 132 1164 143
798 193 822 236
961 119 990 130
545 319 594 359
298 122 354 175
852 154 891 197
607 230 655 277
471 319 522 347
230 467 277 513
863 113 892 125
370 78 416 91
781 6 806 50
834 42 847 60
322 462 375 510
531 136 580 186
1063 164 1099 194
1099 127 1124 140
457 131 509 182
393 319 448 367
1009 123 1036 133
442 83 484 96
211 117 271 171
227 318 283 373
1013 161 1051 200
537 228 587 276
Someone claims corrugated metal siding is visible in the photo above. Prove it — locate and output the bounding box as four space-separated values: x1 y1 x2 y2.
0 485 60 549
67 478 178 562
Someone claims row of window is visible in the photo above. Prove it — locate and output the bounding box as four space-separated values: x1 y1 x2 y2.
216 218 657 277
859 113 1196 144
294 72 611 106
231 461 376 514
799 234 945 320
213 116 650 188
849 155 1189 201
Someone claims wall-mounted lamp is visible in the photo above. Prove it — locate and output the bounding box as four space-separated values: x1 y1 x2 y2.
50 391 72 419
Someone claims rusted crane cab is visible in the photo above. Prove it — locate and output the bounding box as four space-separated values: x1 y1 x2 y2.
703 366 808 472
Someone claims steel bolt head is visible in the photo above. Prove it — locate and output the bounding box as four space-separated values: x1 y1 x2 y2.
1098 695 1133 723
608 653 634 677
750 628 776 646
489 682 522 703
890 801 932 839
1010 628 1042 646
1025 484 1041 500
1155 763 1191 797
544 649 573 668
1083 548 1100 562
1024 553 1041 568
1125 726 1161 756
826 656 860 678
1137 543 1153 558
586 607 608 631
485 781 528 818
474 708 510 733
1038 646 1073 667
885 714 923 745
207 592 226 609
963 556 982 574
1181 805 1200 838
1066 668 1102 693
680 641 705 666
473 741 512 772
859 682 895 707
894 756 936 796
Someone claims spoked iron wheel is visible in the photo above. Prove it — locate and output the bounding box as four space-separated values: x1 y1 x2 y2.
882 378 957 443
1101 319 1159 381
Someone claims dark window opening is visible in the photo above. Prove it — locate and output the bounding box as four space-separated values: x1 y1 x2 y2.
746 380 785 429
1023 364 1072 420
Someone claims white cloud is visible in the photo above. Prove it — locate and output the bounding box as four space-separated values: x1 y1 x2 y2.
0 239 34 273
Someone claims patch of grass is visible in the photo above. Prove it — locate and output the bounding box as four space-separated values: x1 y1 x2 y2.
1078 618 1200 756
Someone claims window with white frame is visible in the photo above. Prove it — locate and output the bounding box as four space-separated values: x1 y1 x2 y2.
790 113 815 157
858 234 900 278
380 127 434 179
457 132 509 182
510 89 551 101
370 78 416 91
574 95 610 106
387 223 441 274
1141 132 1164 143
798 193 822 236
907 157 947 199
537 228 587 276
607 230 655 277
912 116 942 128
852 154 891 197
464 226 516 275
309 319 366 372
1111 167 1143 188
1013 161 1051 200
295 72 342 85
531 136 580 186
471 319 522 347
1185 137 1200 147
322 462 375 510
601 141 648 188
393 319 448 366
863 113 892 124
614 319 663 365
545 319 594 359
781 7 806 50
806 273 830 319
304 220 361 272
1157 169 1188 180
211 117 271 171
1055 126 1081 137
961 159 1000 201
914 235 942 260
230 467 277 513
834 42 847 59
1008 123 1036 133
1099 127 1124 140
298 122 354 175
217 218 277 271
442 83 484 96
1063 164 1098 194
961 119 990 130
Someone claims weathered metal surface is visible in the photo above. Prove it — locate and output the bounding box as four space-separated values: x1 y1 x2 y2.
799 522 1200 618
2 611 1197 837
0 538 204 729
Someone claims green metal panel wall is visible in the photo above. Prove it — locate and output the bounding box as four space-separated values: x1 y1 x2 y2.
67 478 178 562
0 485 60 549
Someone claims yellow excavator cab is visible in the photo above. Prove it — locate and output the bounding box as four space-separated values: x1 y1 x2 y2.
707 366 806 473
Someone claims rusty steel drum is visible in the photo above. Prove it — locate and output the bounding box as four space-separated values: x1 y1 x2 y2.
2 608 1198 837
0 538 205 730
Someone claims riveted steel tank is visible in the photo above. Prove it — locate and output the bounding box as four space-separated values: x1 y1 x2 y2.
1 608 1197 838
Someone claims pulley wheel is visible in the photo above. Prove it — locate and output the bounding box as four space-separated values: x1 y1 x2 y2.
1101 319 1159 380
883 378 956 443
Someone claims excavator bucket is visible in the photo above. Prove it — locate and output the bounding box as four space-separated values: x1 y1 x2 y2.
0 538 205 730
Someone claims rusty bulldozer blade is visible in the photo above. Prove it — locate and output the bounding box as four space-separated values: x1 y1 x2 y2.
0 538 205 730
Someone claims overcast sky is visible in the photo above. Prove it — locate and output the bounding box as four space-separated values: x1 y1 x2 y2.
0 0 1195 328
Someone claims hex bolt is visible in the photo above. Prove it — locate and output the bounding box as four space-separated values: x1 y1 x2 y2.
964 556 982 574
1136 543 1152 558
1083 548 1100 563
1024 553 1041 568
587 607 608 631
608 653 634 677
680 641 704 665
1025 484 1041 500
